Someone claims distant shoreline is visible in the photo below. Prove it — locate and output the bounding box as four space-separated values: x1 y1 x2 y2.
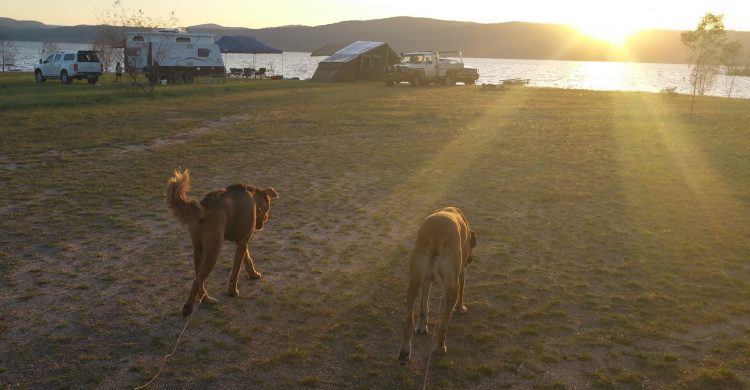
6 16 750 63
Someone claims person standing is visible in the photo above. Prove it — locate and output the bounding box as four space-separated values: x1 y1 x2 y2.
115 62 123 82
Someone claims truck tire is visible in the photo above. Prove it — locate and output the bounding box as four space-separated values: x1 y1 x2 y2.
35 70 46 83
60 70 71 84
171 72 183 84
183 72 195 84
444 74 455 86
410 75 421 87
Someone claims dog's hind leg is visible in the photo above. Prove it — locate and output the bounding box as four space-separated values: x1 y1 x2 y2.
242 248 262 280
192 244 217 305
227 242 248 297
183 230 222 317
398 270 422 364
415 275 432 334
454 267 468 314
435 252 461 354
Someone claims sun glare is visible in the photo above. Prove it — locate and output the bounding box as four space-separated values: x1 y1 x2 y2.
575 22 637 45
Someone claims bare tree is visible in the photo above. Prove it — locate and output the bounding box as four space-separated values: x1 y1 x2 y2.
0 30 17 72
95 0 178 94
92 34 114 73
39 41 60 60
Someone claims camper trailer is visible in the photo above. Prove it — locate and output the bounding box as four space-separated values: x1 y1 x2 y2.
125 29 225 84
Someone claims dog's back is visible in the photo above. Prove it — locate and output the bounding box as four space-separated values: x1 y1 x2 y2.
414 212 461 260
412 208 471 269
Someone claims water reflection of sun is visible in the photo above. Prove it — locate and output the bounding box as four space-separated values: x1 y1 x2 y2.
580 61 627 91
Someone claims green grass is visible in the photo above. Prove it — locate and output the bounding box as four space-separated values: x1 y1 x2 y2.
1 71 749 388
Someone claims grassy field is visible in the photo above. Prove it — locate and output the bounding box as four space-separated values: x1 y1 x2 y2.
1 72 749 389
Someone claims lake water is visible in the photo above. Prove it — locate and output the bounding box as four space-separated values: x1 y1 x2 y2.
5 40 749 99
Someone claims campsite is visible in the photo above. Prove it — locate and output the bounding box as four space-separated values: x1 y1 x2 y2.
1 72 749 388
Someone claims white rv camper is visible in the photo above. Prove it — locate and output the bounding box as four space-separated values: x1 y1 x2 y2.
125 29 225 84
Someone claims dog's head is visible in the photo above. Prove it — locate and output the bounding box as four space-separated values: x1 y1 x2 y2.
467 230 477 264
254 187 279 231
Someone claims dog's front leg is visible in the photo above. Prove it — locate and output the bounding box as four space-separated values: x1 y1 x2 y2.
242 248 262 280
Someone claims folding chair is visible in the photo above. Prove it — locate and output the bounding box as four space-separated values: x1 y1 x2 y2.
229 68 243 77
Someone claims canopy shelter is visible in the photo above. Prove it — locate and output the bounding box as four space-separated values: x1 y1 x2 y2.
312 41 399 82
215 35 283 75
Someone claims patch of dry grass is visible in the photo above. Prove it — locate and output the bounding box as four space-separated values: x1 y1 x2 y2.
1 73 749 388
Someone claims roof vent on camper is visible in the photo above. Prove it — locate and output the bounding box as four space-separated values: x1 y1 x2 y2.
157 27 187 33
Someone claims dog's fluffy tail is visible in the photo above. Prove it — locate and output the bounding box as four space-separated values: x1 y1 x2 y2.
166 169 203 227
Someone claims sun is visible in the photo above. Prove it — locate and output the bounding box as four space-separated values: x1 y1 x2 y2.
575 21 637 45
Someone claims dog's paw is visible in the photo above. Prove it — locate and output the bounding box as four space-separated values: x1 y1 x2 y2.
200 294 218 304
434 345 447 355
245 271 262 280
226 288 240 298
415 325 429 335
397 350 411 364
182 304 194 318
455 305 468 314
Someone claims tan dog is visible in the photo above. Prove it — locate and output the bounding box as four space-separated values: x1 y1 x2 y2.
166 169 279 317
398 207 476 363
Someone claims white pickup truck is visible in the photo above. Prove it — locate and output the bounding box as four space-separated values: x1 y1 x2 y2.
383 51 479 86
34 50 103 84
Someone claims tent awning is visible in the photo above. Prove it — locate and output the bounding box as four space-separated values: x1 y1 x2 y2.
310 42 352 57
321 41 388 63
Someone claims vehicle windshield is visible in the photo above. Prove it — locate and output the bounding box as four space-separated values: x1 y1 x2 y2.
400 55 425 64
77 53 100 62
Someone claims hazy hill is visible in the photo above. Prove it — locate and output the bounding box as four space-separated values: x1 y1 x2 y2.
0 17 54 30
0 22 99 43
2 16 749 64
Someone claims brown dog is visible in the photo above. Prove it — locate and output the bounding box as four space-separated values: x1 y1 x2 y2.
398 207 476 363
166 169 279 317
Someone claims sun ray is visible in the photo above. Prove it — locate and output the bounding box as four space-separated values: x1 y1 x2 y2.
611 93 745 250
369 88 532 228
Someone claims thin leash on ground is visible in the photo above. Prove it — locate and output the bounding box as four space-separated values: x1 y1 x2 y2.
421 291 443 390
133 303 199 390
421 322 436 390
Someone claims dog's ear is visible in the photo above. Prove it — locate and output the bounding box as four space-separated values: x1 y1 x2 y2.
263 187 279 199
470 231 476 248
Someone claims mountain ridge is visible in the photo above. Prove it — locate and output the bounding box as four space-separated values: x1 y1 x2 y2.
1 16 749 64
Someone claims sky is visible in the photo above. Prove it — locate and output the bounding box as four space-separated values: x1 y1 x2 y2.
4 0 750 38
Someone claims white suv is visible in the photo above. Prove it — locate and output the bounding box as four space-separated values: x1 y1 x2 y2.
34 51 103 84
